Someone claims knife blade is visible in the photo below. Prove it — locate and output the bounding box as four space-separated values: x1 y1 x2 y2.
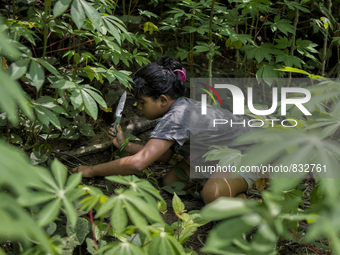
113 91 127 136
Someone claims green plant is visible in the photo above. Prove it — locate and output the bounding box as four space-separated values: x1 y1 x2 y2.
0 0 153 158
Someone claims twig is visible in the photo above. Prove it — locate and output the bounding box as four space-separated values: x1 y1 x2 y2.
89 210 98 251
45 39 95 54
130 230 139 243
53 151 91 166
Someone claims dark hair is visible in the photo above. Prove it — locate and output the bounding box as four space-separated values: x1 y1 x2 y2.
132 57 187 100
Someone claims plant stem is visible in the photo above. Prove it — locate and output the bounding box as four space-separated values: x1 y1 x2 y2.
12 0 16 19
288 2 299 86
253 14 259 42
130 230 139 243
89 210 98 251
208 0 215 79
177 217 180 241
42 0 49 59
321 0 332 76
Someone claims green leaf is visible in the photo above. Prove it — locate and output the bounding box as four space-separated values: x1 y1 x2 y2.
81 89 98 120
194 45 209 53
71 0 85 29
38 198 62 226
270 16 295 35
172 193 185 215
53 0 73 17
148 231 184 255
99 241 147 255
103 19 121 45
35 96 66 115
17 192 55 207
66 217 90 245
63 197 78 228
256 64 280 86
111 199 128 235
65 173 82 193
37 58 61 77
29 60 45 91
245 43 274 63
51 80 77 89
201 197 256 220
80 0 102 30
83 87 107 108
8 58 30 80
202 214 261 254
0 194 54 254
35 105 62 130
30 144 51 165
51 159 67 189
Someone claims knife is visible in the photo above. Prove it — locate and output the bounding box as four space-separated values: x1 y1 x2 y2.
113 91 127 136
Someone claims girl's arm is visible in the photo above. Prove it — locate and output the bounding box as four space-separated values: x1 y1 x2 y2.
111 124 174 163
123 142 174 163
75 138 174 177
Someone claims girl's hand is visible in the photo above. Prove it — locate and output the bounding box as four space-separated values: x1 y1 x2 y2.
73 165 94 178
108 124 126 149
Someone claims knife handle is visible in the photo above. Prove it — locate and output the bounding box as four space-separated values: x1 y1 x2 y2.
113 116 121 136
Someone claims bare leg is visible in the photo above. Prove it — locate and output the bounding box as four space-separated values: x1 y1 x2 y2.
163 161 248 204
202 172 248 204
163 160 193 190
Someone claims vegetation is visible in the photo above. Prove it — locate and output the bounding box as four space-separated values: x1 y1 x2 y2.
1 0 340 254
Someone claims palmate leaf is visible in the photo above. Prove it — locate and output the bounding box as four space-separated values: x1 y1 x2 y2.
243 43 278 63
80 0 102 31
83 87 107 109
147 231 184 255
97 241 147 255
0 194 54 254
202 214 261 254
106 175 164 202
266 15 295 36
203 145 243 169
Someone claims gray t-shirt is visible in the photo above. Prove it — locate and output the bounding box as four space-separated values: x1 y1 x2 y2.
150 97 253 168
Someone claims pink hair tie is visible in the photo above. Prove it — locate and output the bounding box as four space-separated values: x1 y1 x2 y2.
173 68 186 82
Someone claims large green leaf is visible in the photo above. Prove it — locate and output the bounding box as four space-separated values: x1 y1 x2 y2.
37 58 61 77
29 60 45 91
202 214 261 254
80 0 102 30
35 105 62 130
51 159 68 189
51 80 77 89
99 241 147 255
38 198 62 226
35 96 67 115
201 197 257 220
53 0 73 18
148 231 184 255
71 0 85 30
81 89 98 120
0 194 54 253
111 199 128 235
8 58 30 80
83 87 107 108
